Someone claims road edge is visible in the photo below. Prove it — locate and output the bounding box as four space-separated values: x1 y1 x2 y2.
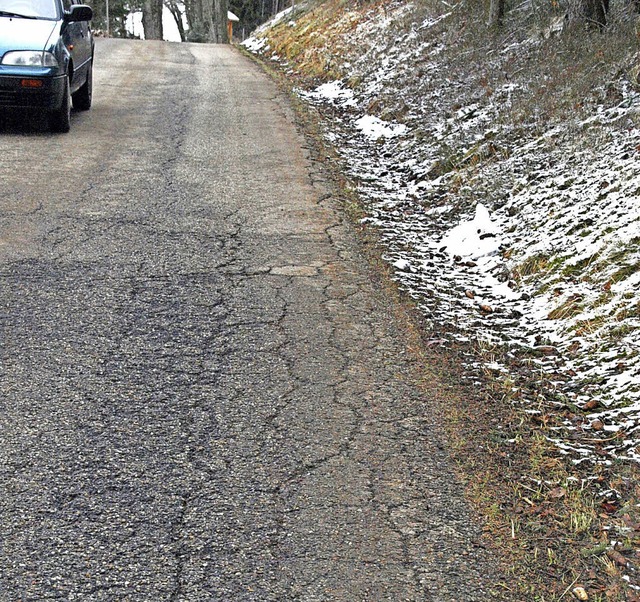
235 44 640 602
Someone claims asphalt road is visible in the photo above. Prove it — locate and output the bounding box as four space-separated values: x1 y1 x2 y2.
0 39 508 601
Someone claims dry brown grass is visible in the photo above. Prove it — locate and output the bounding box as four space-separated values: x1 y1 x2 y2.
246 1 640 599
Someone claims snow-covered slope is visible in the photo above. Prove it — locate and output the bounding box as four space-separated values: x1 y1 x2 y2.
243 0 640 464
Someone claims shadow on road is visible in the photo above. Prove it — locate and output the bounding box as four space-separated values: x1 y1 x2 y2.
0 109 83 135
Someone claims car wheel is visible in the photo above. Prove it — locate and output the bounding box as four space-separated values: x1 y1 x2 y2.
72 61 92 111
49 76 71 133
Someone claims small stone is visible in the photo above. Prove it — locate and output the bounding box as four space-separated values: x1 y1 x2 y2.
572 585 588 601
465 290 475 299
583 400 599 411
479 304 493 313
591 419 604 431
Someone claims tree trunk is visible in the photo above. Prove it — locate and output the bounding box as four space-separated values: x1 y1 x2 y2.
184 0 204 42
592 0 609 26
569 0 609 28
210 0 229 42
142 0 164 39
187 0 210 41
488 0 505 27
183 0 228 42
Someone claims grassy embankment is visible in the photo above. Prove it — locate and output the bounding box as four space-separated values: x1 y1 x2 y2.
243 1 640 599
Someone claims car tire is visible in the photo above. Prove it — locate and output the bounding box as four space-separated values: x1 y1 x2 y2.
72 61 92 111
49 76 71 133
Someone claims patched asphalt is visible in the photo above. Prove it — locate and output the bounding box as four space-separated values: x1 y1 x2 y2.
0 39 511 601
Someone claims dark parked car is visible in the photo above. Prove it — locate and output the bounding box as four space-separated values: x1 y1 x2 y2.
0 0 93 132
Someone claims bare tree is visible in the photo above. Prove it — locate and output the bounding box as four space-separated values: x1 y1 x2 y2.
211 0 229 42
183 0 229 42
165 0 187 41
142 0 164 39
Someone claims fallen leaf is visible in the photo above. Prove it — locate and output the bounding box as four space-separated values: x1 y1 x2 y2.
548 487 566 500
606 548 629 567
536 345 559 356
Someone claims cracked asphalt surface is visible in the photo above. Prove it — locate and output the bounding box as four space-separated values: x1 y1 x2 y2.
0 39 510 601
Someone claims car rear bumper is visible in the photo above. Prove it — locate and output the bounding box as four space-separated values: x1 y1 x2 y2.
0 75 66 110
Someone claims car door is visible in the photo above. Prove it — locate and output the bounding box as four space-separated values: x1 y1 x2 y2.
60 0 91 89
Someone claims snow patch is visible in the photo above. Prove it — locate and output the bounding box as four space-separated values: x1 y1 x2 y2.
300 81 357 107
354 115 408 140
441 204 501 261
